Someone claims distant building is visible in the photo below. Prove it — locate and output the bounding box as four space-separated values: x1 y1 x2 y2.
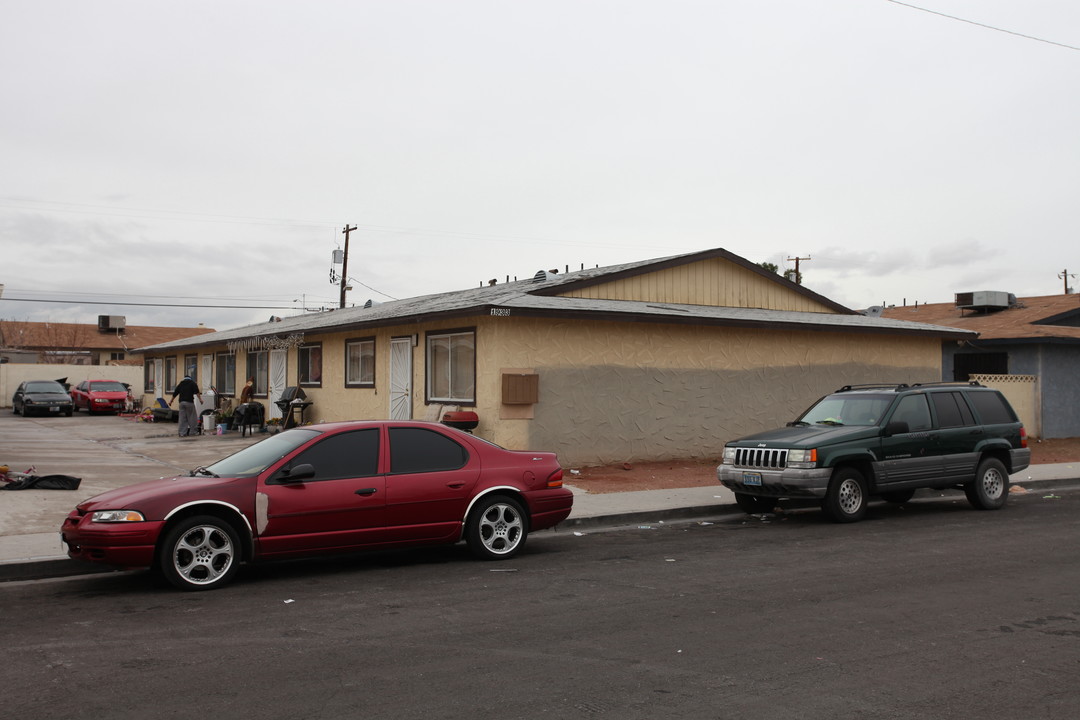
0 317 215 366
883 292 1080 438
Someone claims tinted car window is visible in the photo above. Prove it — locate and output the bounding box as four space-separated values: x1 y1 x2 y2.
286 429 380 481
389 427 468 473
890 394 932 431
931 392 974 428
966 391 1016 424
25 381 67 393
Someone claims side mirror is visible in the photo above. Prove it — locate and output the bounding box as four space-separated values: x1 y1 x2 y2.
279 463 316 483
884 420 909 437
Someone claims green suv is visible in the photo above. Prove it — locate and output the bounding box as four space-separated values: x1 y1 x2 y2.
717 382 1031 523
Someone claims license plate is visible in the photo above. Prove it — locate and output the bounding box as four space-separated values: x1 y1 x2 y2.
49 406 60 412
742 471 762 486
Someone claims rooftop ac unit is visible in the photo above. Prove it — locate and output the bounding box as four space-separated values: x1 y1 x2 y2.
97 315 127 332
955 291 1011 310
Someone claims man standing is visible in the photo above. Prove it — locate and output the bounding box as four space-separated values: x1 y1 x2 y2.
169 375 201 437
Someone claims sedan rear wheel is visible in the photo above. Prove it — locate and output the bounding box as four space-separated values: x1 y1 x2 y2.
964 457 1009 510
466 495 527 560
158 515 241 591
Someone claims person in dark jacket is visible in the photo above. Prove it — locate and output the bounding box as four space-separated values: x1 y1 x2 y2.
169 375 201 437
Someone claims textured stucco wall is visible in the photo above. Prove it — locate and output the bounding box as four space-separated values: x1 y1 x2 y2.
479 318 942 466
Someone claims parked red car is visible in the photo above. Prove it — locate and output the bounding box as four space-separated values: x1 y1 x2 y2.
61 421 573 590
71 380 130 414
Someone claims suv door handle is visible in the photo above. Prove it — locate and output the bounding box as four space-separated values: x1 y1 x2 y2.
355 488 377 496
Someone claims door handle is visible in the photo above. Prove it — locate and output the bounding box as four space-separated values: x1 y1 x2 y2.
446 482 465 489
355 488 377 496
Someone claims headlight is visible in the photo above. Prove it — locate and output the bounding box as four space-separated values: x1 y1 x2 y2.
722 447 736 465
787 449 818 468
91 510 146 523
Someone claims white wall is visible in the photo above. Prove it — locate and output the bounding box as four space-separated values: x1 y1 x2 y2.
0 364 144 407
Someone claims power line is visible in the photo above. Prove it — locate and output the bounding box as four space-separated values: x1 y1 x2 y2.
884 0 1080 52
0 297 300 310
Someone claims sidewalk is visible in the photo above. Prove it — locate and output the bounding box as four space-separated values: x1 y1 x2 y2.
2 412 1078 582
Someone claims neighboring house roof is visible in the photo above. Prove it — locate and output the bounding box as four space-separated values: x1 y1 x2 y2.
0 321 217 353
138 248 975 352
881 294 1080 345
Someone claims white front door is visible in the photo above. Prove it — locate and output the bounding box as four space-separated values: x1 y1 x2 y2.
154 358 164 399
269 349 287 420
389 337 413 420
201 355 213 390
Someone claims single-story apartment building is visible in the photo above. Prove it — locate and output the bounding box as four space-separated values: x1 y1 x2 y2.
0 318 215 366
137 248 973 466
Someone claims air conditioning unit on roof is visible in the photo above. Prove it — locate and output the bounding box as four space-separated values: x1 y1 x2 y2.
955 291 1011 311
97 315 127 332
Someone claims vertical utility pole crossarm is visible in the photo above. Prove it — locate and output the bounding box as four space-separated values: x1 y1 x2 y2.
340 224 357 308
786 255 811 285
1059 269 1076 295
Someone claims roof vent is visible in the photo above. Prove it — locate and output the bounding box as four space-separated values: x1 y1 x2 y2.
533 270 553 283
955 291 1012 311
860 306 884 317
363 299 381 309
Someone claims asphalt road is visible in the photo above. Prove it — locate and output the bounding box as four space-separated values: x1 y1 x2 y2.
2 489 1079 720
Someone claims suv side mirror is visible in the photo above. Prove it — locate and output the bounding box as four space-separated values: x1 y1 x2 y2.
884 420 909 437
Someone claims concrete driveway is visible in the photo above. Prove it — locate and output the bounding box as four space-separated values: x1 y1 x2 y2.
0 411 264 537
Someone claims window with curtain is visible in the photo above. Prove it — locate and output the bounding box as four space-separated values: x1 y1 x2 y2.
426 329 475 404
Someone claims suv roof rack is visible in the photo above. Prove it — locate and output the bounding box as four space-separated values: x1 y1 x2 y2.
910 381 985 389
834 384 910 393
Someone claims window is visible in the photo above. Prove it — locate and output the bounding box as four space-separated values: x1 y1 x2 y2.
298 343 322 387
890 394 932 432
247 351 269 396
967 391 1017 425
184 354 198 382
270 429 380 483
216 352 236 395
164 357 178 392
144 360 156 393
931 392 974 428
110 352 125 362
426 329 475 404
346 337 375 387
389 427 468 473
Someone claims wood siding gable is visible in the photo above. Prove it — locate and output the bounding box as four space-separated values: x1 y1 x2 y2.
555 256 843 313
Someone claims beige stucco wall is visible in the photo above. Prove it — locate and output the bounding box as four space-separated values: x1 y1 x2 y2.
478 317 942 466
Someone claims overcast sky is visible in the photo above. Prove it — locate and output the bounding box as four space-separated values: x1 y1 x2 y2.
2 0 1078 333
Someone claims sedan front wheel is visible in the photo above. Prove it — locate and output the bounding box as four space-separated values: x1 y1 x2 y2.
466 495 527 560
158 515 241 591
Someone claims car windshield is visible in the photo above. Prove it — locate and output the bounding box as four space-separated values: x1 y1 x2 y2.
203 428 321 478
799 394 894 426
90 381 127 392
25 381 66 393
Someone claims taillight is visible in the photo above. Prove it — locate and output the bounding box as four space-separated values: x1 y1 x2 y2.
1020 426 1028 448
546 468 564 488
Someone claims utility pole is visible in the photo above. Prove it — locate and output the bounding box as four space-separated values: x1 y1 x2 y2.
786 255 811 285
1059 269 1076 295
339 224 357 308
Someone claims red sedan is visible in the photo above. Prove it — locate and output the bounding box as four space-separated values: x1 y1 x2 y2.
71 379 130 414
61 421 573 590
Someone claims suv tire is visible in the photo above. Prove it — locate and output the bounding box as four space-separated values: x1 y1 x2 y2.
822 467 868 523
964 457 1009 511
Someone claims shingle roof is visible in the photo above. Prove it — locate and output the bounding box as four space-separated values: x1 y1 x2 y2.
137 249 975 352
881 294 1080 343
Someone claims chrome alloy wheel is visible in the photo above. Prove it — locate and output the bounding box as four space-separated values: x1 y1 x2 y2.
477 502 524 555
978 465 1005 500
172 525 235 586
